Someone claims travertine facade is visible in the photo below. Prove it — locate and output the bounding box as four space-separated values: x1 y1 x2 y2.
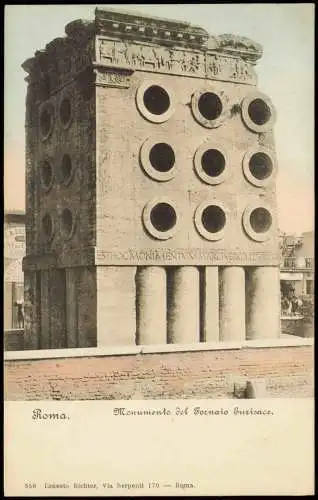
22 8 280 349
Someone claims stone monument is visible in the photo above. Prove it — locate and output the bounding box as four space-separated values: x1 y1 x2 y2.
22 7 280 350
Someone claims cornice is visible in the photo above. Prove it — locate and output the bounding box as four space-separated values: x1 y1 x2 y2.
93 7 209 49
214 34 263 63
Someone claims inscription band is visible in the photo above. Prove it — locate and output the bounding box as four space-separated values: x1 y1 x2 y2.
23 248 280 270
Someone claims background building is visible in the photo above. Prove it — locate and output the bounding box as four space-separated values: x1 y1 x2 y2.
279 231 314 298
3 8 314 403
4 211 25 330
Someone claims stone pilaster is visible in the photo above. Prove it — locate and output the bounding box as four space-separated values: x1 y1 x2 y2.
167 267 200 344
65 268 78 347
219 267 245 341
201 266 219 342
136 266 167 345
246 266 280 339
23 271 40 350
96 266 136 346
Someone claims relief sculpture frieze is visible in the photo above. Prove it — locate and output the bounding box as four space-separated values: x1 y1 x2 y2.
206 53 256 83
98 38 256 85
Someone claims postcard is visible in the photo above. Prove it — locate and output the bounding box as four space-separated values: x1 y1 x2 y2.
4 4 314 496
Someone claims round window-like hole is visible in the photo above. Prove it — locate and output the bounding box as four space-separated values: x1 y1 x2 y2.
42 214 53 240
201 149 225 177
60 97 72 126
249 152 273 180
61 208 74 238
143 85 170 115
150 202 177 232
61 154 72 183
41 160 53 189
149 143 175 173
40 107 53 138
201 205 226 233
250 207 272 233
248 98 271 126
194 143 228 185
198 92 223 121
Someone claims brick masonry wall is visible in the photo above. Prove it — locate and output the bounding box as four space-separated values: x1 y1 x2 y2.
4 345 314 400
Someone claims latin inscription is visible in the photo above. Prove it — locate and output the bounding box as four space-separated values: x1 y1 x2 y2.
23 247 280 270
95 69 131 88
95 248 279 266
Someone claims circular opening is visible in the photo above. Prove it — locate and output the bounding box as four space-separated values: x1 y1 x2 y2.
249 152 273 180
149 143 175 173
61 208 73 237
150 203 177 232
41 160 53 188
61 154 72 183
248 98 271 126
60 97 72 126
40 107 52 137
42 214 53 240
198 92 223 121
201 149 225 177
143 85 170 115
250 207 272 233
201 205 226 233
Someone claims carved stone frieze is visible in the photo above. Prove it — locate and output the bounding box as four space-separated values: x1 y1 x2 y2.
98 38 257 85
206 53 256 83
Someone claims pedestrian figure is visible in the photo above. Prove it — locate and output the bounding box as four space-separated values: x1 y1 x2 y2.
291 296 303 315
281 296 291 315
15 300 24 329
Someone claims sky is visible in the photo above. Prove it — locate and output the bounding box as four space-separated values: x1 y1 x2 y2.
4 4 315 234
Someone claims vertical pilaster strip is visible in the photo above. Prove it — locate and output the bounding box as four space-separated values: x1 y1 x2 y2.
136 266 167 345
40 269 50 348
65 268 78 347
96 266 136 346
23 271 40 350
167 266 200 344
49 269 67 349
202 266 219 342
219 266 245 341
77 267 97 348
246 266 280 339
